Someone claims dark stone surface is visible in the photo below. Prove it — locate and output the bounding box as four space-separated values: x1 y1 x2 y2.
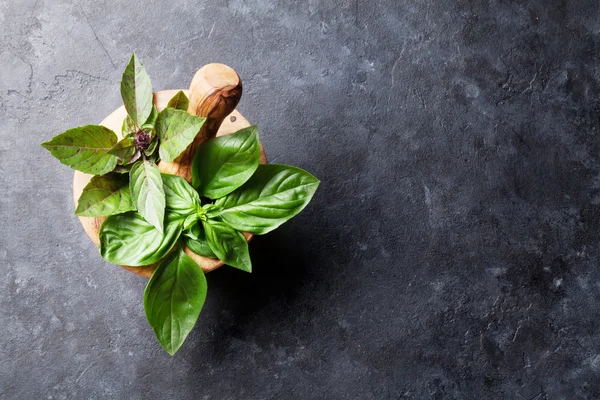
2 0 600 398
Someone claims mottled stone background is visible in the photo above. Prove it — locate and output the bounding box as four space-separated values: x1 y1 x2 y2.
1 0 600 398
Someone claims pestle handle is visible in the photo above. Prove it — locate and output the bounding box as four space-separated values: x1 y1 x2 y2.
158 63 243 182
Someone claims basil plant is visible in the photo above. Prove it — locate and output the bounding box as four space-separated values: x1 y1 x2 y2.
42 53 319 355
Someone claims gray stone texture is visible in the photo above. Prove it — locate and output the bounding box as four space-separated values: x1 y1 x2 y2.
2 0 600 398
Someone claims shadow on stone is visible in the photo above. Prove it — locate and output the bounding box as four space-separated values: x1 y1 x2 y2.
182 222 327 361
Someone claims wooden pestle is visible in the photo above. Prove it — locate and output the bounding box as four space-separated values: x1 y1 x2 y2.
158 63 243 181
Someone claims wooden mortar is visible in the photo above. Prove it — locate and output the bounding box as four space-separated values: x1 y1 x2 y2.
72 64 267 278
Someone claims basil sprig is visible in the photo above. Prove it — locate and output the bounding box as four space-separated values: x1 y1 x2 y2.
44 53 206 228
41 53 319 355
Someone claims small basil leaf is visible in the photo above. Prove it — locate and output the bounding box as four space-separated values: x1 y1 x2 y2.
130 150 142 165
141 105 158 129
144 246 207 356
167 90 189 111
75 174 135 217
183 213 200 230
122 114 137 136
192 125 261 199
202 203 223 219
202 220 251 272
162 174 200 216
185 226 216 258
130 159 165 232
183 223 201 240
108 138 136 164
216 164 320 234
41 125 118 175
120 52 153 127
155 108 206 162
141 128 157 153
144 137 158 157
113 164 133 174
99 212 184 266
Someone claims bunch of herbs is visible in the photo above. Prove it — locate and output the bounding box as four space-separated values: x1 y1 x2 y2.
42 53 319 355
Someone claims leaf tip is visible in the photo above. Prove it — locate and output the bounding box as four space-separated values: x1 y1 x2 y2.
165 346 177 356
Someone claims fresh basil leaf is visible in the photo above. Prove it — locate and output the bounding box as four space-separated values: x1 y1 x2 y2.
184 223 201 240
155 108 206 162
144 137 158 157
203 203 222 219
144 246 207 355
167 90 189 111
216 164 320 234
130 151 142 165
75 174 135 217
122 114 137 137
202 220 251 272
145 128 157 146
109 138 137 164
41 125 118 175
142 105 158 129
192 125 261 199
99 211 184 266
113 164 133 174
183 213 199 230
120 53 153 128
162 174 200 216
130 158 165 232
185 226 216 258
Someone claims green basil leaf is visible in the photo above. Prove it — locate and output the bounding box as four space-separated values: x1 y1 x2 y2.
144 246 207 355
192 125 261 199
113 164 133 174
75 174 135 217
167 90 189 111
185 226 216 258
202 203 222 219
144 137 158 157
202 220 251 272
183 213 200 230
216 164 320 234
155 108 206 163
183 223 201 240
162 174 200 216
142 105 158 129
130 159 165 232
99 211 184 266
108 138 137 164
122 114 137 136
41 125 118 174
120 53 153 127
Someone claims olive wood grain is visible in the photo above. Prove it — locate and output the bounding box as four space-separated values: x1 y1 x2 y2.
72 64 266 278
